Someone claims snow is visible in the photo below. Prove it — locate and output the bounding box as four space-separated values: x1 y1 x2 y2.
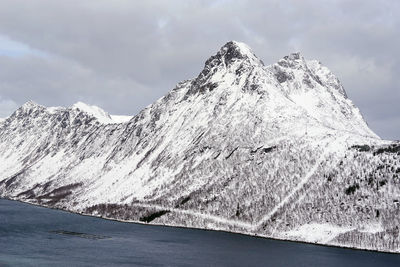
269 53 379 140
1 41 399 253
281 223 354 243
20 100 38 109
47 106 63 114
72 102 113 123
131 203 253 229
254 135 346 230
110 115 132 123
230 40 261 64
72 102 132 124
358 222 384 234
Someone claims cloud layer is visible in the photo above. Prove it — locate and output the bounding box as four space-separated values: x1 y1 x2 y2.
0 0 398 139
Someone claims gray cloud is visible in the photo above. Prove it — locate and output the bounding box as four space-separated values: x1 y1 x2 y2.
0 0 398 139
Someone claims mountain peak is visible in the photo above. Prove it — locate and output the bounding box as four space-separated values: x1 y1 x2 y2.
187 41 263 95
276 52 307 69
221 41 257 60
15 101 44 115
201 41 263 74
272 52 348 98
20 100 40 109
283 52 303 61
213 41 262 67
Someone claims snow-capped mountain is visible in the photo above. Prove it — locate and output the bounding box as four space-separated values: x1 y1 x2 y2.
1 41 399 253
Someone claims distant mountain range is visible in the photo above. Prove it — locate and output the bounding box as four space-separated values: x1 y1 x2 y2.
1 41 399 253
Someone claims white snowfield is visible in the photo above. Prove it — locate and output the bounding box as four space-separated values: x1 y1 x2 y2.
281 223 354 244
1 41 399 253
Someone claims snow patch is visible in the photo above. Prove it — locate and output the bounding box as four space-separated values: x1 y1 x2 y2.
72 102 112 123
282 223 354 243
110 115 132 123
47 106 63 114
72 102 132 124
230 40 261 65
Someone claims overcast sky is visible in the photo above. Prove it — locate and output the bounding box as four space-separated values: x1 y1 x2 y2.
0 0 398 139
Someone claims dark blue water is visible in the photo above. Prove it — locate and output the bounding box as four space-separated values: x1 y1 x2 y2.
0 199 399 266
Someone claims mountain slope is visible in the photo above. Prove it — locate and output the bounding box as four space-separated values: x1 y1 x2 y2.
1 41 399 252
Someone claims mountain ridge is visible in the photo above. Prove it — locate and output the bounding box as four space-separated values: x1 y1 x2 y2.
1 41 399 253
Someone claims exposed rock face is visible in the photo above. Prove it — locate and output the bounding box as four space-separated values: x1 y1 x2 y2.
1 41 399 253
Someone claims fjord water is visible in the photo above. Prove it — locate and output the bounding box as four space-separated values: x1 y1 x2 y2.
0 199 399 267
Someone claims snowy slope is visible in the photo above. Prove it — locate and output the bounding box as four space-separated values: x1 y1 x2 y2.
1 41 399 253
72 102 132 124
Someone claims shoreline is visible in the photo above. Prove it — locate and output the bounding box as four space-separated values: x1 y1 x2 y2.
2 196 399 255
